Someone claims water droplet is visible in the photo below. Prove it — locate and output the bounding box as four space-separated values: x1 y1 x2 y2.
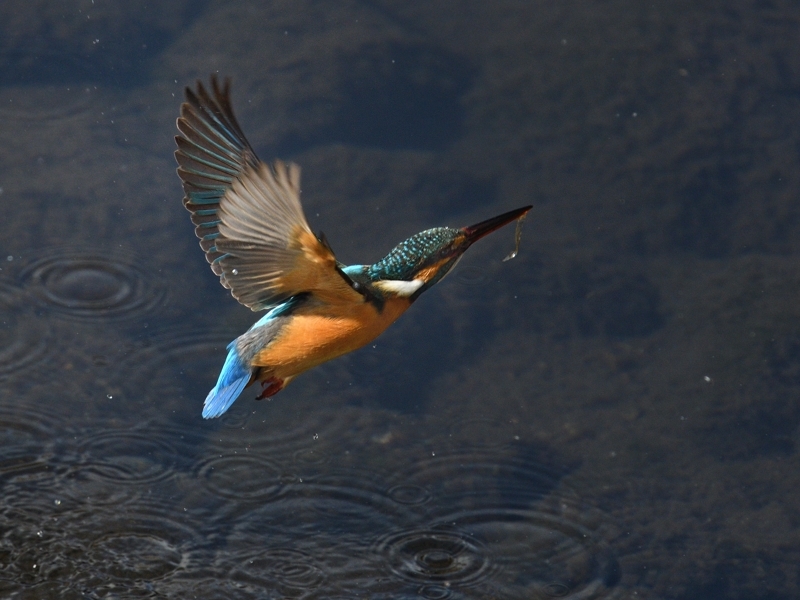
231 268 239 275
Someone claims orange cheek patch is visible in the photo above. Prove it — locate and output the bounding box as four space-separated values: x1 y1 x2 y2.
415 258 451 284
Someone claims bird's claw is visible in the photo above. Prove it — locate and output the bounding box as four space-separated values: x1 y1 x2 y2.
256 377 285 400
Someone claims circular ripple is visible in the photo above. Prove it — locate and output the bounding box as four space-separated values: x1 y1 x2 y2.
0 281 50 380
224 468 417 566
19 251 165 320
389 451 568 509
59 464 143 507
195 454 284 502
0 404 64 471
74 430 177 486
229 548 326 593
298 472 414 526
90 532 183 580
419 584 452 599
377 528 491 585
1 503 206 594
437 508 620 599
293 447 331 466
79 511 203 586
222 466 417 538
388 484 432 506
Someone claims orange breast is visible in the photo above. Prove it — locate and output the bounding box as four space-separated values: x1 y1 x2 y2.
253 297 411 380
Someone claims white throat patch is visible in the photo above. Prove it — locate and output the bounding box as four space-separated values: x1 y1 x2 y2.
374 278 425 297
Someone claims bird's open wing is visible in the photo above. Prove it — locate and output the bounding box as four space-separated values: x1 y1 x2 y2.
175 76 363 310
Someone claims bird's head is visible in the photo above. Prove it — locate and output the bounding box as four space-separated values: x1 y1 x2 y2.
367 206 532 301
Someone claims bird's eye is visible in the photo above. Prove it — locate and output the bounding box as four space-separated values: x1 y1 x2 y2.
353 282 361 290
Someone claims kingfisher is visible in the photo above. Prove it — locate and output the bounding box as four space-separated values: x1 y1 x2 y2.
175 76 531 419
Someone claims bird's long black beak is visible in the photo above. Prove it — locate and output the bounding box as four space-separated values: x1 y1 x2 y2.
461 205 532 246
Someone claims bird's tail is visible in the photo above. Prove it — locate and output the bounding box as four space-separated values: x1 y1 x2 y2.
202 340 251 419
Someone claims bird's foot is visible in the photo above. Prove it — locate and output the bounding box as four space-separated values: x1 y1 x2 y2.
256 377 284 400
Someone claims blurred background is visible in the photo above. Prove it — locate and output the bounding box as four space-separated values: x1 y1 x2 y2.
1 0 799 598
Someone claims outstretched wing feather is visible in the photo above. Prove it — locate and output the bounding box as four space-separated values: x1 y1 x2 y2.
175 76 363 310
215 162 363 309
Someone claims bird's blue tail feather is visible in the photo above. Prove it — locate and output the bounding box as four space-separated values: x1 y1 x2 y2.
202 341 250 419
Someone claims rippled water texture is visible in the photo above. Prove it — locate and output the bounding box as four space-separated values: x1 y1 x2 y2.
0 281 50 381
19 250 166 321
3 0 800 598
1 397 619 597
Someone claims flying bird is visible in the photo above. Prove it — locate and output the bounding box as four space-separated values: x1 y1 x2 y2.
175 76 531 418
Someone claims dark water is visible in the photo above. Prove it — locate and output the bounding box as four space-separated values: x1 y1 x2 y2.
2 1 799 598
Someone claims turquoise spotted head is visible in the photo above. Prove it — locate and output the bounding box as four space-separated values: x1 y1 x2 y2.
366 206 532 300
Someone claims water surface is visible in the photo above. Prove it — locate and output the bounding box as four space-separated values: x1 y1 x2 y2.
1 1 799 598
